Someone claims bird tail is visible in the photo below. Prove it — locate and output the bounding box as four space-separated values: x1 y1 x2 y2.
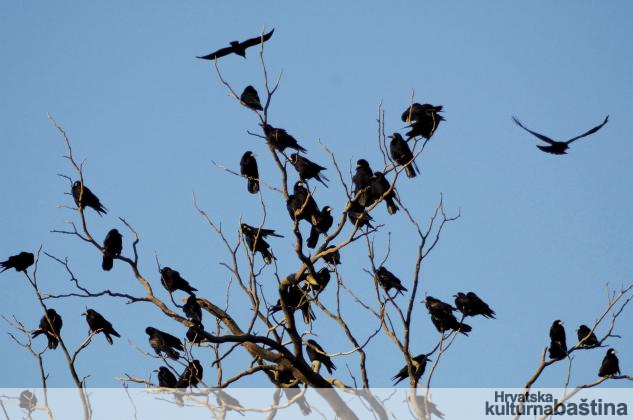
247 179 260 194
48 336 59 350
302 306 316 324
325 360 336 374
31 329 43 339
458 322 472 336
405 165 417 178
262 250 275 265
306 226 320 249
386 199 399 215
105 333 113 345
166 349 180 360
102 256 113 271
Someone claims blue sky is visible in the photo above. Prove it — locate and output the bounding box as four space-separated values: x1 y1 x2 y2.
1 1 632 392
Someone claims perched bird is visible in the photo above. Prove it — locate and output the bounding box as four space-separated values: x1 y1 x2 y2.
321 245 341 266
19 390 37 412
83 309 120 345
240 223 283 265
145 327 183 360
290 153 329 188
352 159 373 207
156 366 178 388
266 369 311 416
375 266 407 296
177 359 204 388
304 267 331 294
425 296 471 335
197 28 275 60
261 124 307 153
71 181 107 215
215 390 245 416
454 292 495 318
369 172 399 214
101 229 122 271
389 133 417 178
0 252 34 273
186 324 207 344
598 348 620 377
270 276 315 324
347 199 373 228
403 103 444 139
577 324 600 348
183 295 202 324
392 354 429 385
512 115 609 155
414 395 445 420
32 309 63 350
306 339 336 374
160 267 197 296
240 151 260 194
307 206 333 249
549 320 567 360
286 181 319 224
240 85 263 111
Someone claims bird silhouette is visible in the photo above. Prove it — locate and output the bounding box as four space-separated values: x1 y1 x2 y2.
240 151 260 194
32 309 63 350
307 206 333 249
83 309 120 345
369 171 399 215
240 223 283 265
240 85 263 111
197 29 274 60
72 181 107 215
160 267 197 295
512 115 608 154
145 327 183 360
375 266 407 296
598 348 620 377
306 339 336 374
392 354 429 385
454 292 495 318
402 103 445 139
290 153 329 187
1 252 34 273
577 324 599 348
261 124 307 153
102 229 122 271
549 320 567 360
389 133 417 178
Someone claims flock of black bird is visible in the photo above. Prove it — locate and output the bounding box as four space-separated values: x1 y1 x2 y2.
0 28 620 408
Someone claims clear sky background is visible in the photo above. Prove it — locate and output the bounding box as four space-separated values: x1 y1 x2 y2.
1 1 632 392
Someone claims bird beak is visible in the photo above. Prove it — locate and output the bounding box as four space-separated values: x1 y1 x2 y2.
81 312 86 317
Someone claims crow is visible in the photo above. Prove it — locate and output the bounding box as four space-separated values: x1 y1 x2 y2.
156 366 178 388
177 359 204 388
286 181 319 224
577 324 600 348
101 229 122 271
240 151 260 194
19 390 37 412
240 85 263 111
240 223 283 265
183 295 202 324
549 320 567 360
71 181 107 215
261 124 307 153
186 324 207 344
197 28 275 60
145 327 183 360
270 276 315 324
352 159 373 207
598 348 620 377
392 354 429 385
266 369 311 416
425 296 471 335
375 266 407 296
160 267 197 296
32 309 63 350
215 390 245 416
307 206 333 249
414 395 445 420
369 171 399 214
304 267 331 294
403 103 444 139
290 153 329 188
348 199 373 228
83 309 120 345
321 245 341 266
512 115 609 155
389 133 417 178
454 292 495 318
1 252 34 273
306 339 336 374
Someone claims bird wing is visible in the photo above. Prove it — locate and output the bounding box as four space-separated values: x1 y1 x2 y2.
512 117 557 145
240 28 275 49
197 46 235 60
258 228 283 238
565 115 609 144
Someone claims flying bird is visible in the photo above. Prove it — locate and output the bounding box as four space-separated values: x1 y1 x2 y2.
307 206 333 249
32 309 63 350
577 324 600 348
240 151 260 194
402 103 444 139
375 266 407 296
512 115 609 155
176 359 204 388
240 223 283 264
101 229 122 271
1 252 34 273
261 123 307 153
306 339 336 374
389 133 417 178
392 354 429 385
352 159 373 207
145 327 183 360
160 267 197 296
197 28 275 60
598 348 620 377
240 85 263 111
83 309 120 345
71 181 107 215
290 153 329 188
454 292 495 318
549 320 567 360
369 171 399 214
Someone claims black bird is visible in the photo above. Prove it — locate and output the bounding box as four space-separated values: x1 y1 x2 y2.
83 309 120 345
101 229 122 271
186 324 207 344
389 133 417 178
375 266 407 296
403 103 445 139
577 324 600 348
549 320 568 360
240 85 263 111
392 354 429 385
160 267 197 296
454 292 495 318
261 124 307 153
321 245 341 266
352 159 373 207
0 252 34 273
306 339 336 374
512 115 609 155
32 309 63 350
266 369 311 416
156 366 178 388
183 295 202 324
270 276 315 324
19 390 37 412
598 348 620 377
240 223 283 265
425 296 471 335
290 153 329 188
414 395 445 420
348 199 373 228
304 267 331 294
369 172 398 214
307 206 333 249
177 359 204 388
145 327 183 360
286 181 320 224
197 28 275 60
71 181 107 215
215 390 245 416
240 151 260 194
